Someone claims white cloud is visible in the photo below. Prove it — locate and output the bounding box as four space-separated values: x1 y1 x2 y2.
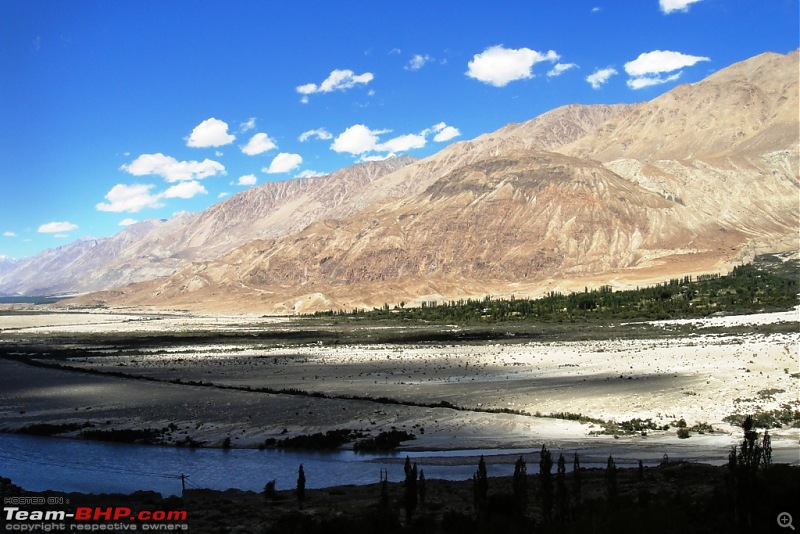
264 153 303 174
54 234 69 239
432 123 461 143
121 153 225 182
547 63 578 77
586 67 618 89
240 117 256 132
295 170 327 179
357 153 394 163
466 45 559 87
163 180 207 199
378 133 427 153
217 192 229 199
591 6 602 12
296 69 374 102
331 124 384 154
237 174 257 186
3 231 16 237
186 118 235 147
96 183 164 213
333 122 461 157
624 50 709 89
119 218 138 226
659 0 703 14
627 72 682 89
299 128 333 142
241 133 277 155
624 50 710 76
406 54 432 71
38 221 78 233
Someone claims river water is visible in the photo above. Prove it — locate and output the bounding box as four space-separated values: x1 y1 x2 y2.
0 434 535 495
5 433 793 496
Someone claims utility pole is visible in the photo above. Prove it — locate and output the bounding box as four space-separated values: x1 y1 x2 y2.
180 474 187 500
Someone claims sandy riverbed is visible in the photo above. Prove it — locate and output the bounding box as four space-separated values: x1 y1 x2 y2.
0 306 797 463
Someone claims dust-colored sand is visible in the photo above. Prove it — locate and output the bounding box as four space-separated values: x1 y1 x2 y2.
0 306 797 464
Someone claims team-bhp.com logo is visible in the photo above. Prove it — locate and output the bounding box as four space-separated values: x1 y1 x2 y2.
4 502 188 531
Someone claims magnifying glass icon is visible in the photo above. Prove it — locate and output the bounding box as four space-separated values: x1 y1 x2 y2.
778 512 795 530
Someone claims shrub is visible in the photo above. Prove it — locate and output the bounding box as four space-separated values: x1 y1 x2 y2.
263 480 277 500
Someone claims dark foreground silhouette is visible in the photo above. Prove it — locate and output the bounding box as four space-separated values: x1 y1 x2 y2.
3 458 798 534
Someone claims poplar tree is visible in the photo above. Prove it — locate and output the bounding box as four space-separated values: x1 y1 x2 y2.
539 445 553 521
512 456 527 514
296 464 306 510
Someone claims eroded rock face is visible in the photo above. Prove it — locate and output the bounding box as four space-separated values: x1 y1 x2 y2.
0 157 416 297
67 50 800 312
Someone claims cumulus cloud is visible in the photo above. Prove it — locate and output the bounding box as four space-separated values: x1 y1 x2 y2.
466 45 559 87
378 133 427 153
38 221 78 233
3 231 16 237
118 218 138 226
186 118 236 147
240 117 256 132
547 63 578 77
624 50 710 76
237 174 257 186
264 153 303 174
296 69 374 102
659 0 703 14
586 67 618 89
299 128 333 142
406 54 433 71
241 133 277 155
163 181 207 199
431 122 461 142
333 121 461 156
121 153 225 182
627 72 682 89
96 184 164 213
357 154 394 163
624 50 710 89
331 124 385 154
295 170 327 179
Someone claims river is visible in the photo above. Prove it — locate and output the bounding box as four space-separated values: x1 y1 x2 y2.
4 433 794 496
0 434 535 495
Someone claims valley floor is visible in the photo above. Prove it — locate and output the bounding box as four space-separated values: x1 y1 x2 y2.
0 306 797 464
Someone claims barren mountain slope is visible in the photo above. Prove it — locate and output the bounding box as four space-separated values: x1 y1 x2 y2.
559 50 799 263
83 151 742 312
0 157 415 296
72 50 799 312
328 103 632 211
1 100 627 298
0 217 192 297
148 155 417 262
563 51 799 162
0 257 20 285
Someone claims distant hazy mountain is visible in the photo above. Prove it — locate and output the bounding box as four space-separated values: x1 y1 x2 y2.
0 157 415 296
69 50 800 312
0 256 19 283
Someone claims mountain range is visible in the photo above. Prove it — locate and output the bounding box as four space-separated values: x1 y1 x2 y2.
3 50 797 313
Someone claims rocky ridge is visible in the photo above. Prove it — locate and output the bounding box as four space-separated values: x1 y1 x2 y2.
42 51 800 311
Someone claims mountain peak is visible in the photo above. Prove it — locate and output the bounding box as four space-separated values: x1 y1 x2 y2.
10 50 799 309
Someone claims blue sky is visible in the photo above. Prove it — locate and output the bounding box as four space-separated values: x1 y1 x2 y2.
1 0 797 259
